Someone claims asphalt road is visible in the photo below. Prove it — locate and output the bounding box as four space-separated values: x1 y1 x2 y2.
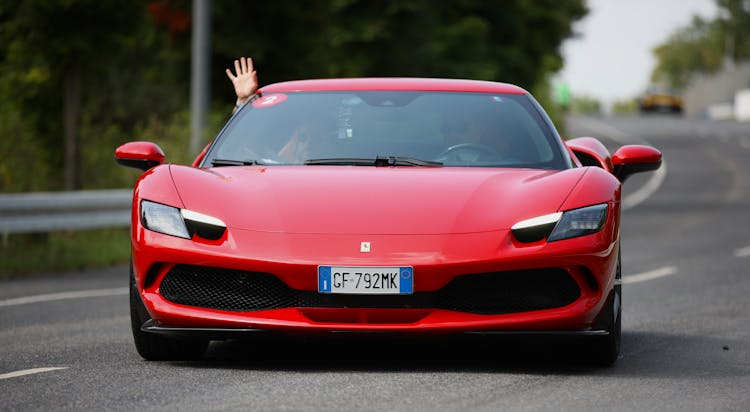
2 114 749 411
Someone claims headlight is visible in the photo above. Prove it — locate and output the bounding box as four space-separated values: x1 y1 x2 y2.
141 200 190 239
548 204 608 242
140 200 226 240
512 204 608 243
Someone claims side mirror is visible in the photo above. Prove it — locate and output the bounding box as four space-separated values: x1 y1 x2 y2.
192 140 212 168
567 137 614 172
612 145 662 182
115 141 165 171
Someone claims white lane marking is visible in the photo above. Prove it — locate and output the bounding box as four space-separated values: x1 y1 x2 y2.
0 287 127 308
570 117 667 211
622 266 678 284
0 367 68 380
735 245 750 258
572 117 632 144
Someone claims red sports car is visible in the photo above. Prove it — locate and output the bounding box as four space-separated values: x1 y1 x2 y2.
115 78 661 365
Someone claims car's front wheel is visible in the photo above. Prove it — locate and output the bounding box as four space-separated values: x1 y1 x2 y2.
129 265 208 361
590 285 621 366
589 252 622 366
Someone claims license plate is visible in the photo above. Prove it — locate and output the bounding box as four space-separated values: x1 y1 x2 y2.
318 266 413 295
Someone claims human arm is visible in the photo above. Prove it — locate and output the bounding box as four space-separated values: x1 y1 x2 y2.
277 127 310 163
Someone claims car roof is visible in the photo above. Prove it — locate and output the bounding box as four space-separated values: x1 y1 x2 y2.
260 78 528 94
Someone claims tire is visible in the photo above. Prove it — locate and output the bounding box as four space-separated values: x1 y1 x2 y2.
129 265 208 361
589 251 622 366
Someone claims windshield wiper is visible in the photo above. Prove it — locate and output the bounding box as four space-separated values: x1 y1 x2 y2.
304 156 442 167
382 156 443 166
304 158 374 166
211 158 264 167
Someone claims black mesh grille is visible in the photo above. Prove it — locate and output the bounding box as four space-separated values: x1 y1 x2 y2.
435 269 580 314
160 265 580 314
160 265 296 311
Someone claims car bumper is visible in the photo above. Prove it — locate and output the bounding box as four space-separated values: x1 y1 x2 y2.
132 222 619 336
140 319 613 340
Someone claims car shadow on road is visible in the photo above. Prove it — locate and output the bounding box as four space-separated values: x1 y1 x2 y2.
162 331 750 378
167 330 746 377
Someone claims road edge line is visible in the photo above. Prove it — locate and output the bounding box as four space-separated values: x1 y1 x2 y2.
570 116 666 211
0 367 68 380
0 287 128 307
622 266 678 284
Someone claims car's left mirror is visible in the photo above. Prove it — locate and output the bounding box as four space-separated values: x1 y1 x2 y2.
115 141 166 171
612 145 662 182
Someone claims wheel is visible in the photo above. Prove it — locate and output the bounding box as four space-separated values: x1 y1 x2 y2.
590 286 621 366
589 250 622 366
129 265 208 361
435 142 500 163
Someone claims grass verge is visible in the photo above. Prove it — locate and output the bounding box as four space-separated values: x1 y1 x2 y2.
0 228 131 279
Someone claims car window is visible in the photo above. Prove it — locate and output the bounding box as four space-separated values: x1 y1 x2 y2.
205 91 567 169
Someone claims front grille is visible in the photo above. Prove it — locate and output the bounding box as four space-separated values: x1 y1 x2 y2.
160 265 295 311
435 270 580 314
160 265 580 314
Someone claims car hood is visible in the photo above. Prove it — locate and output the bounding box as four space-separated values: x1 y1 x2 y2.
169 165 587 235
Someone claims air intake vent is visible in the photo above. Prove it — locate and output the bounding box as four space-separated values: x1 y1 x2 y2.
160 265 580 315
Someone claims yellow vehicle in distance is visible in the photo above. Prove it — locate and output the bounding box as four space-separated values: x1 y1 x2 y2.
639 86 683 114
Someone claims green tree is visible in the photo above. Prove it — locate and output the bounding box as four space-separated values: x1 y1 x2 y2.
211 0 587 99
0 1 145 190
651 16 724 90
0 1 193 191
650 0 750 90
571 95 602 115
717 0 750 62
1 0 586 193
611 98 638 115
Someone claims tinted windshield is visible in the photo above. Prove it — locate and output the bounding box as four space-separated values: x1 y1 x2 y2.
204 91 568 169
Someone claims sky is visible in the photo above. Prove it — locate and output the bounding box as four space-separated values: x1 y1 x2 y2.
559 0 719 106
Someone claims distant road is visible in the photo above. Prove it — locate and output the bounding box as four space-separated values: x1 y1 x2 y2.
1 115 749 411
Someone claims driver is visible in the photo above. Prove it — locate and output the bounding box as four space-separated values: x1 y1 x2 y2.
437 109 508 163
441 112 484 147
225 56 506 164
225 56 311 163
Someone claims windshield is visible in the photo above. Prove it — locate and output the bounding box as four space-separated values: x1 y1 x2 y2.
204 91 568 169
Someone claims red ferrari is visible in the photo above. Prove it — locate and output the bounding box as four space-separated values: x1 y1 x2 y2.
116 78 661 365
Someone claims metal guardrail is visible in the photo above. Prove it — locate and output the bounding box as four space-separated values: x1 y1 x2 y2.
0 189 133 235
